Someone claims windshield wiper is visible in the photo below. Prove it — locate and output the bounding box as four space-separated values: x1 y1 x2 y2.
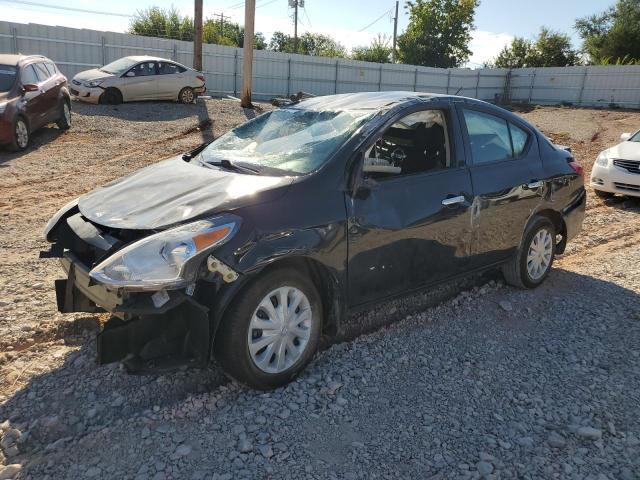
203 158 260 174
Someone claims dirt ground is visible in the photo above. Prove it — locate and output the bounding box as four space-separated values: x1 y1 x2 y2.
0 99 639 478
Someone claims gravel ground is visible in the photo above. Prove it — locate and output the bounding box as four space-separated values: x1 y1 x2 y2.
0 100 639 480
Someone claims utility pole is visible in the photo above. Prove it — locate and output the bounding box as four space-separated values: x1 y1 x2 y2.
217 12 230 35
392 0 399 63
241 0 256 108
289 0 303 53
194 0 203 71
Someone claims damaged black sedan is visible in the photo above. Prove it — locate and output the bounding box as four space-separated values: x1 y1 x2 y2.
42 92 586 389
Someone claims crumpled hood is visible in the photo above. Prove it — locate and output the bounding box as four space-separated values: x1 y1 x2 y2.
73 68 114 83
605 141 640 161
79 156 293 229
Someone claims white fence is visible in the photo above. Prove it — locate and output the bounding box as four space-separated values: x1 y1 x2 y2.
2 21 640 108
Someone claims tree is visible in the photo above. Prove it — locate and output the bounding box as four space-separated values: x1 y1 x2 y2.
493 28 579 68
129 6 265 49
268 31 346 57
352 34 393 63
575 0 640 64
397 0 479 68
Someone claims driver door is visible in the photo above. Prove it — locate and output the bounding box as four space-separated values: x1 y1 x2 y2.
120 61 159 101
346 106 474 307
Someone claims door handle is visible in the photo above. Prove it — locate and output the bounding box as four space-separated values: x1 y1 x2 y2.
526 180 544 189
442 195 466 206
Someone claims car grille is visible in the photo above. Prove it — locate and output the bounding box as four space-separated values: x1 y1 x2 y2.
613 182 640 192
72 79 81 86
70 88 79 96
613 159 640 174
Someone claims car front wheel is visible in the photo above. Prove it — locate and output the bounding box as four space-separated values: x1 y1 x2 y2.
214 267 322 390
56 100 71 130
502 216 556 289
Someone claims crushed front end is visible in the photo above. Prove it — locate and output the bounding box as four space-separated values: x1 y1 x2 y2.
42 204 239 373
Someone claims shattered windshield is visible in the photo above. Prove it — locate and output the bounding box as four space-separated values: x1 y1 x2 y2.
201 108 373 175
100 57 138 75
0 65 17 92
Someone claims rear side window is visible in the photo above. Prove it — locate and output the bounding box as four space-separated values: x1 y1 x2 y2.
463 109 530 164
21 64 39 85
44 61 57 75
158 62 185 75
33 62 51 81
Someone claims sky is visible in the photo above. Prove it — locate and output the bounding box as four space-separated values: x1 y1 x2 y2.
0 0 614 66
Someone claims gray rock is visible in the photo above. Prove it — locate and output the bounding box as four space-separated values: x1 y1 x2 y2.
576 427 602 440
547 432 566 448
175 444 192 457
477 461 493 476
499 300 513 312
0 464 22 480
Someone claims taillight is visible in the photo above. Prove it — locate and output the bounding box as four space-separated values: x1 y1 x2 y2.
196 75 205 82
569 160 584 176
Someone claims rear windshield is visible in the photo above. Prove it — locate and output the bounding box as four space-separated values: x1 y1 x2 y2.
100 57 138 75
0 65 17 92
201 108 372 175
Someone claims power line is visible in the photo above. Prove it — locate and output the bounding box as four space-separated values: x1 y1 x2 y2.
357 8 393 32
0 0 133 17
302 6 312 29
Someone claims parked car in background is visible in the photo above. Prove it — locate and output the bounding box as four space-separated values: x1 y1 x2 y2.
42 92 585 389
591 130 640 198
70 56 206 105
0 54 71 151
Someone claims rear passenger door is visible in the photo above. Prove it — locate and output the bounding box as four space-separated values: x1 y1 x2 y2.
33 62 60 122
457 104 545 267
156 61 186 100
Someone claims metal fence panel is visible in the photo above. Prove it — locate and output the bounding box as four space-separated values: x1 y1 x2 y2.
1 21 639 108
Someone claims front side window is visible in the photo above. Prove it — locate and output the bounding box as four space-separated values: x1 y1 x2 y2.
463 109 530 164
363 109 451 179
20 64 39 85
201 108 372 175
128 62 157 77
0 65 17 92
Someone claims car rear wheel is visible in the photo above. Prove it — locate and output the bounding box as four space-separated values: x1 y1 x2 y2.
56 100 71 130
178 87 195 104
214 267 322 390
99 88 123 105
11 117 29 151
594 189 613 199
502 216 556 289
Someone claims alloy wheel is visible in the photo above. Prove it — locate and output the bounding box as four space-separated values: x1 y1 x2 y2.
247 286 313 374
181 89 194 103
526 228 553 280
15 120 28 149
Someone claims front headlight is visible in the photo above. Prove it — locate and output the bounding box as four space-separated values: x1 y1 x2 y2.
84 80 103 88
595 152 609 167
44 198 79 242
89 215 240 291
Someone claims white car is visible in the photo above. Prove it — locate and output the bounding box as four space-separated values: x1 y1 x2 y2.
70 56 206 105
591 130 640 198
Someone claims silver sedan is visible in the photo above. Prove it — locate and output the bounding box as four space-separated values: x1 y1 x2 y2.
70 56 206 104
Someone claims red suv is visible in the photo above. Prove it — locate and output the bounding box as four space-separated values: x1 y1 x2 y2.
0 54 71 151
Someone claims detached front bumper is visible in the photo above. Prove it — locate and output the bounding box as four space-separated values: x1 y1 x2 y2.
54 251 211 371
69 82 102 104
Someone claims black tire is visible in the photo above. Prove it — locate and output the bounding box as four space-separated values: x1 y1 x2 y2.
56 99 71 130
99 88 123 105
214 267 323 390
178 87 195 104
10 116 29 151
594 189 613 199
502 216 556 289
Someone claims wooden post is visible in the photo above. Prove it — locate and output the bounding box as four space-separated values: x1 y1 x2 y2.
241 0 256 108
194 0 203 71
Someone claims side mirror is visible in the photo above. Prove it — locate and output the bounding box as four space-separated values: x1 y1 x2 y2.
125 71 135 77
620 132 632 142
22 83 39 93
